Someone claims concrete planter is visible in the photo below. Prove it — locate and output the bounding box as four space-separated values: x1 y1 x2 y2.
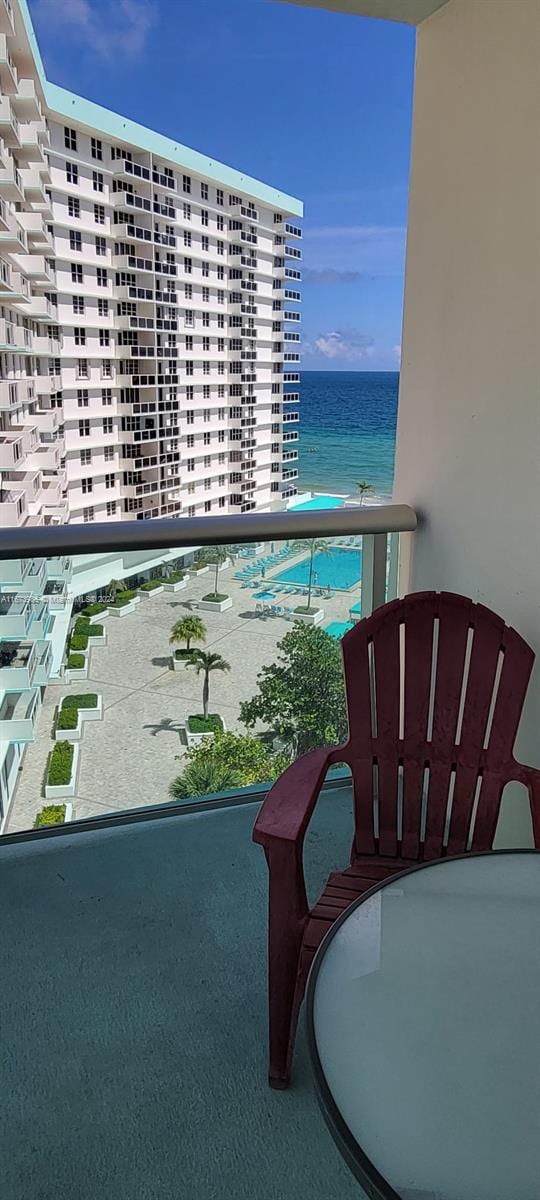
86 631 107 647
184 716 226 749
198 595 233 613
54 695 103 742
108 600 138 618
137 585 165 599
64 802 73 823
292 606 325 626
218 559 231 572
194 565 209 576
65 659 89 683
162 579 187 592
171 651 194 671
45 742 80 800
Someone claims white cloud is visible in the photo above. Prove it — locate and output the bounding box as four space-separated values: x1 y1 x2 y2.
393 343 401 364
312 330 375 363
31 0 155 61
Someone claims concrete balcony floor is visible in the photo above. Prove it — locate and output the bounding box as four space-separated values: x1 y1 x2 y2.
0 786 364 1200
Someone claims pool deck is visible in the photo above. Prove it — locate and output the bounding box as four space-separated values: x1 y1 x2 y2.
6 541 362 831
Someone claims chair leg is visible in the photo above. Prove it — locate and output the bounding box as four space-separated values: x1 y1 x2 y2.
268 919 305 1088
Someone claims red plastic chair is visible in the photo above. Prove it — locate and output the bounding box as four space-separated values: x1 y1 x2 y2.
253 592 540 1087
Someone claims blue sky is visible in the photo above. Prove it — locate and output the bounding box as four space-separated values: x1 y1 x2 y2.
28 0 415 370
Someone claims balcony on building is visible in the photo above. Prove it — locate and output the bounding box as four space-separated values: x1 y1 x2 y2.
0 686 39 742
0 0 14 39
0 637 49 688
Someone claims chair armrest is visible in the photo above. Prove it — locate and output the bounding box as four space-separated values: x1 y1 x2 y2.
511 761 540 847
253 746 336 848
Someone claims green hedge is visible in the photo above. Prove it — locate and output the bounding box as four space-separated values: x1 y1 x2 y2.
187 714 223 734
70 633 88 651
201 592 228 603
56 693 98 732
74 616 91 632
86 624 104 637
139 579 162 591
67 653 85 669
81 602 108 617
164 571 184 583
110 590 136 608
34 804 66 829
47 741 74 786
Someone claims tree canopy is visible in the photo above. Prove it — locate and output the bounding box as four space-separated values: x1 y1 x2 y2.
169 731 291 800
240 623 348 755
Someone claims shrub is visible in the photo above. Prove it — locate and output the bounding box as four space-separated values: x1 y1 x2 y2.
174 648 195 661
139 579 162 591
34 804 66 828
70 633 88 651
294 604 319 615
67 653 85 669
111 590 136 608
74 616 91 632
187 713 223 734
164 571 184 583
86 624 104 638
201 592 228 603
62 694 98 710
47 741 74 786
82 602 108 617
57 707 78 730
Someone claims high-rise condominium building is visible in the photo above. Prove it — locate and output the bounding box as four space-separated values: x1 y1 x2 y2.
0 0 302 528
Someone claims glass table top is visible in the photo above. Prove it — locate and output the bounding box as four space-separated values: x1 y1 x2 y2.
309 852 540 1200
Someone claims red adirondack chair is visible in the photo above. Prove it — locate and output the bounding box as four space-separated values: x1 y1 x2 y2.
253 591 540 1087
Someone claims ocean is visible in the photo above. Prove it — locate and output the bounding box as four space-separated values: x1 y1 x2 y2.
296 371 399 502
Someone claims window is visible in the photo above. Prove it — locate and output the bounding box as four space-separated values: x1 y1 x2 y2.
203 432 211 446
204 454 211 468
204 500 211 512
183 174 191 194
217 265 224 280
95 235 106 256
66 161 78 185
203 408 210 421
102 360 112 378
104 445 115 462
202 235 209 252
186 386 194 401
216 188 224 206
99 329 110 347
217 240 224 256
74 327 86 346
184 257 192 274
103 417 113 434
106 501 117 517
201 209 209 228
83 507 95 523
97 298 109 317
80 448 91 465
203 385 210 399
218 429 225 443
64 127 77 151
82 477 93 494
94 203 105 225
186 409 194 424
185 309 194 327
105 472 115 489
217 314 224 330
187 434 194 448
218 453 226 465
183 230 192 247
217 338 225 352
217 362 225 375
183 201 191 220
202 286 210 303
218 384 225 398
70 230 82 252
79 419 90 437
186 361 193 376
185 335 193 351
71 263 83 284
77 358 88 378
203 362 210 375
202 336 210 352
72 295 84 314
184 283 192 299
68 196 80 219
102 387 112 404
91 137 102 161
92 170 104 193
202 312 210 328
201 182 209 200
187 459 195 472
201 263 209 278
217 290 224 304
217 214 224 232
97 267 108 287
218 496 225 508
187 505 195 517
77 388 88 407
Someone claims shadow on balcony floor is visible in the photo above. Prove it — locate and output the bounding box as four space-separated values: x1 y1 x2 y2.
0 786 366 1200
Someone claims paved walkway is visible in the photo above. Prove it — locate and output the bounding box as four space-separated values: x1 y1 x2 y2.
6 549 358 831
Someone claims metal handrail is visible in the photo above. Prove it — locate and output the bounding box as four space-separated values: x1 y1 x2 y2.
0 504 417 560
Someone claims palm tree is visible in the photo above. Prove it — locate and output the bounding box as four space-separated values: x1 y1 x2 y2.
206 545 235 597
291 538 330 611
356 480 373 506
169 615 207 654
169 758 236 800
187 649 230 719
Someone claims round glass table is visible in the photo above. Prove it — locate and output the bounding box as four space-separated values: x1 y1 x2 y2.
306 850 540 1200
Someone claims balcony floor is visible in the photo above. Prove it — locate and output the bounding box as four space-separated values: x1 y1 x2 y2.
0 787 365 1200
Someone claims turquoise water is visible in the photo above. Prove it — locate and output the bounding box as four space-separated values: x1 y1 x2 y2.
273 548 361 591
290 494 345 512
253 590 275 601
325 621 354 639
297 371 398 501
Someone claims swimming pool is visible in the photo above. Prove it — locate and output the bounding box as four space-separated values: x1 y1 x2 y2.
272 547 361 591
289 494 345 512
324 621 354 639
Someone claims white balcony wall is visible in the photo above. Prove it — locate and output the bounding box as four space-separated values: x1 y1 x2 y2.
393 0 540 846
